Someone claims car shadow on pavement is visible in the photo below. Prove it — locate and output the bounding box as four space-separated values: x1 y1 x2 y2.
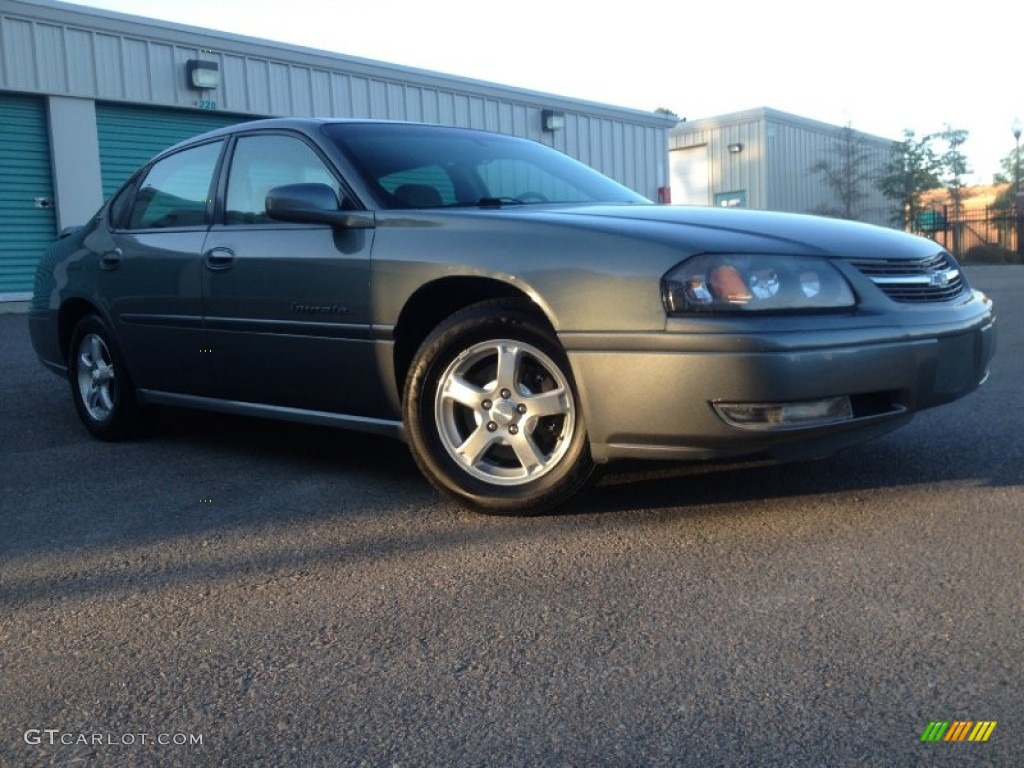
152 405 417 474
1 387 1017 610
567 398 1020 517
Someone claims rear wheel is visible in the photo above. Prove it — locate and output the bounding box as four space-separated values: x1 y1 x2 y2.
404 300 596 514
68 314 151 440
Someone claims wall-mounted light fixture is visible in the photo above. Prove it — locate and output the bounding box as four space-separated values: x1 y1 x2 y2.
542 109 565 132
727 143 743 154
186 59 220 90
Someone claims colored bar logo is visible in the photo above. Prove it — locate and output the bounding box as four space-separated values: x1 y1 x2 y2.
921 721 997 742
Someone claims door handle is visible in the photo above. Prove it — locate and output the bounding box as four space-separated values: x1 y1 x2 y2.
204 247 235 270
100 248 122 270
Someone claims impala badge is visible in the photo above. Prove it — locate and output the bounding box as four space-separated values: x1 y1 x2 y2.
290 302 350 315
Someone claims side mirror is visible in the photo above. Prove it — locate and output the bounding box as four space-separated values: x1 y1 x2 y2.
265 183 374 229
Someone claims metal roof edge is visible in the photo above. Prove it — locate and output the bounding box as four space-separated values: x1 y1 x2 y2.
671 106 896 144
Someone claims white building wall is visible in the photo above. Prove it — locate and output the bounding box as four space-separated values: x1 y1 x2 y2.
765 113 894 225
670 108 898 226
668 114 767 209
0 0 673 199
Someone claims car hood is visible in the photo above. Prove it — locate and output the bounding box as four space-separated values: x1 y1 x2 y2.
518 204 942 261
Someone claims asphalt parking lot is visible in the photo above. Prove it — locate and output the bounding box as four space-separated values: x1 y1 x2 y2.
1 266 1021 767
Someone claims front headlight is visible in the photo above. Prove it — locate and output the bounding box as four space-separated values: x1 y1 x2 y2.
661 254 855 314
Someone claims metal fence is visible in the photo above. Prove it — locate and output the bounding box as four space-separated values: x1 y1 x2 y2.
918 204 1022 262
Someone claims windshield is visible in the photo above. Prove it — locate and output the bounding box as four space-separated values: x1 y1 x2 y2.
323 123 650 209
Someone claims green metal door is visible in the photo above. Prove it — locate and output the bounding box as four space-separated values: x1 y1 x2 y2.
0 94 56 296
96 104 247 198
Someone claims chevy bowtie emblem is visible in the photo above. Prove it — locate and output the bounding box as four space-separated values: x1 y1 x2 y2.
929 269 957 287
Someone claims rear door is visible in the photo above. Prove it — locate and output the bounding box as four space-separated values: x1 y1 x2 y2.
101 139 224 395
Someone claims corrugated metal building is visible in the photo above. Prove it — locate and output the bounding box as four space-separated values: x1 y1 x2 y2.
668 107 898 226
0 0 674 304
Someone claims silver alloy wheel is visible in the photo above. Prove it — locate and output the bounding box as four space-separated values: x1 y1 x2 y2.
434 339 576 485
76 333 117 422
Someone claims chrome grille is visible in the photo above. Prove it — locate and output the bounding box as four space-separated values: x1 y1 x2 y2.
847 252 966 303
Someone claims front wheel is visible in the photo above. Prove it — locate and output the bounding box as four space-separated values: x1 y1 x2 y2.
403 301 596 515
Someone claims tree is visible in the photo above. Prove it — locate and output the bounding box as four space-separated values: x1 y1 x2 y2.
810 123 877 221
991 180 1015 214
993 145 1022 192
991 148 1020 254
876 129 943 231
925 125 971 255
933 125 970 215
992 152 1012 185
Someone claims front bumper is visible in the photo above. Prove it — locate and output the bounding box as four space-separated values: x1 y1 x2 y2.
564 302 996 463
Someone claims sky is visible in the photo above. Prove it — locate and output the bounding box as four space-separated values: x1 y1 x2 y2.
71 0 1021 184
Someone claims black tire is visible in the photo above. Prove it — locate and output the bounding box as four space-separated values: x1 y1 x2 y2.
403 299 596 515
67 314 152 440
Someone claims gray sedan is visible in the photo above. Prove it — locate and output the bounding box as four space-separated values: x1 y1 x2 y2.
28 119 996 513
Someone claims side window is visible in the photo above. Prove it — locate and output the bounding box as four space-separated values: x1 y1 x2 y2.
126 141 223 230
226 135 343 225
107 178 136 229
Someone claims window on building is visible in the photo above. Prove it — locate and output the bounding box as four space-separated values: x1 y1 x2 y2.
715 190 747 208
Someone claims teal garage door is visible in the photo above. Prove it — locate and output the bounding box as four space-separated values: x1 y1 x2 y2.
0 94 56 296
96 104 248 198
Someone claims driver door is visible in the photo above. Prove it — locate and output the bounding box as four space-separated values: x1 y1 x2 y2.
201 132 380 415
